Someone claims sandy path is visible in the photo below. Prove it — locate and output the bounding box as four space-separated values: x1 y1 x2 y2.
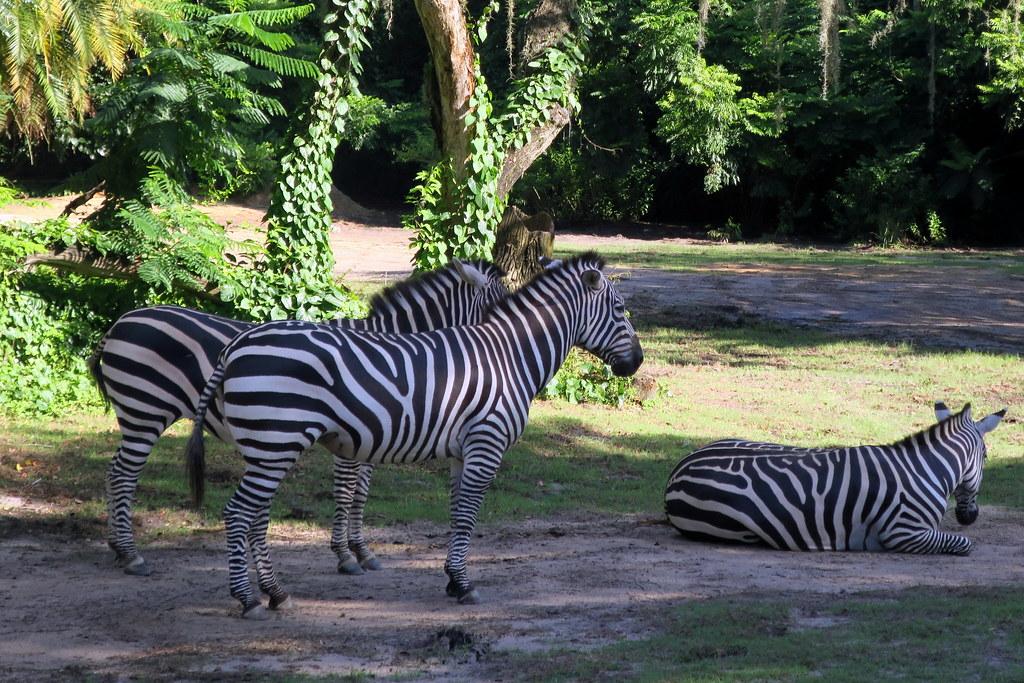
2 507 1022 681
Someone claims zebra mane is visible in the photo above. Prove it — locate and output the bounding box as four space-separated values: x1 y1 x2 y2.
366 260 501 317
888 404 971 449
483 251 607 319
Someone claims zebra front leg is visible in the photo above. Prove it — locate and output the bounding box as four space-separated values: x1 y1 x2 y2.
444 452 497 605
880 526 973 556
248 505 292 610
347 463 382 570
330 456 363 575
106 432 162 577
224 492 267 618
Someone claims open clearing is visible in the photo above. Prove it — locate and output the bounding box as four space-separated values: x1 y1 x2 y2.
3 506 1024 681
2 199 1023 680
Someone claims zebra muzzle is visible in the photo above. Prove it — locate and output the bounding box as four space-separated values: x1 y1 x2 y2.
956 503 979 526
610 337 644 377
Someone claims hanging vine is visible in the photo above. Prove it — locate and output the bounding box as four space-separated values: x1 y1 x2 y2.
243 0 377 321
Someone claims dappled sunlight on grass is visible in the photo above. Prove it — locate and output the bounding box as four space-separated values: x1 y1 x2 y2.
2 320 1022 534
559 240 1024 274
517 587 1024 681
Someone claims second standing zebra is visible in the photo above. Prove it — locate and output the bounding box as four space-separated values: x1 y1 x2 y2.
91 260 507 576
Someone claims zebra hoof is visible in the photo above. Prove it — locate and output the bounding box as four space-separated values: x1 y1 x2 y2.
445 579 459 597
337 558 365 575
123 557 151 577
457 588 481 605
242 603 270 620
360 554 383 571
269 594 293 611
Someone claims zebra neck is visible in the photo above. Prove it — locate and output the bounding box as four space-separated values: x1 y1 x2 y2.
485 289 579 398
912 419 971 494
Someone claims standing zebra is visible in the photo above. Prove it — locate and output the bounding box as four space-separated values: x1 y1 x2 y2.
664 402 1005 554
92 260 507 577
186 253 643 617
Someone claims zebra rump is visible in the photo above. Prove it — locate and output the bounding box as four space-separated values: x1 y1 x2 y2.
665 402 1005 555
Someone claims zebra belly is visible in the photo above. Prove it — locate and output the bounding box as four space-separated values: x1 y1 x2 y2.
221 355 475 465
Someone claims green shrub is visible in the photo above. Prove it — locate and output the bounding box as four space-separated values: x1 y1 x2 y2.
541 348 637 408
828 147 931 245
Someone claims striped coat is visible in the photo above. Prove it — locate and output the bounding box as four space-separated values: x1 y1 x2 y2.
665 403 1005 554
186 253 643 616
92 260 506 576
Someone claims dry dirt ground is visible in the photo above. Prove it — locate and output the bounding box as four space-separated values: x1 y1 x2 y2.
3 505 1024 681
3 198 1024 680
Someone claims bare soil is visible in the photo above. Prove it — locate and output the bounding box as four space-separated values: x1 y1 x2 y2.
2 505 1023 681
3 198 1024 680
7 195 1023 351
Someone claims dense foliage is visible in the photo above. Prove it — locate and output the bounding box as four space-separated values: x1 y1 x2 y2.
513 0 1024 243
3 0 1022 414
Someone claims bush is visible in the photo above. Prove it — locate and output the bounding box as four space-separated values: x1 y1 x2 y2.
828 147 932 245
541 348 637 408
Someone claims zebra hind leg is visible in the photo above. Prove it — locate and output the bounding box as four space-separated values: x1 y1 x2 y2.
881 526 973 556
106 435 161 577
248 505 292 611
347 463 382 571
224 493 268 619
330 456 364 575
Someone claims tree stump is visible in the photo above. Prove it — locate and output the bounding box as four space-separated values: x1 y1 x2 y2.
492 206 555 290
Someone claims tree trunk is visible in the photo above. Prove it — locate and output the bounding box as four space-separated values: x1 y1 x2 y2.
496 0 578 202
491 206 555 290
413 0 476 184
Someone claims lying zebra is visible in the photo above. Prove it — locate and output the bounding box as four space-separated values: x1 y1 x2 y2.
665 402 1005 554
91 260 507 577
186 253 643 616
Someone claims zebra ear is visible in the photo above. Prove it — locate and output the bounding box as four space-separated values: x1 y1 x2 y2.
539 256 562 271
976 408 1007 436
934 401 952 422
451 259 488 288
581 269 604 291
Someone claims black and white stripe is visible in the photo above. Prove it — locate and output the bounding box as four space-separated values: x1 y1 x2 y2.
186 252 644 617
92 260 506 576
665 402 1005 554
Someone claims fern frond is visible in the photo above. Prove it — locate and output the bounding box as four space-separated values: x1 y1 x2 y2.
226 42 316 78
208 50 248 73
209 13 294 51
138 81 189 102
242 4 314 27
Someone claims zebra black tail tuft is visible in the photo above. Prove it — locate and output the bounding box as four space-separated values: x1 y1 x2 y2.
86 338 111 412
185 418 206 509
187 364 224 508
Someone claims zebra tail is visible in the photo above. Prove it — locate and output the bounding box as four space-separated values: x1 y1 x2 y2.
186 364 225 508
86 337 111 412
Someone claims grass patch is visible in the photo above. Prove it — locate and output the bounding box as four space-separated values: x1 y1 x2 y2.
1 321 1020 538
509 586 1024 681
558 240 1024 274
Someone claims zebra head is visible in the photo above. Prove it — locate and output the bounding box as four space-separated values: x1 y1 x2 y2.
543 253 644 377
937 402 1007 526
